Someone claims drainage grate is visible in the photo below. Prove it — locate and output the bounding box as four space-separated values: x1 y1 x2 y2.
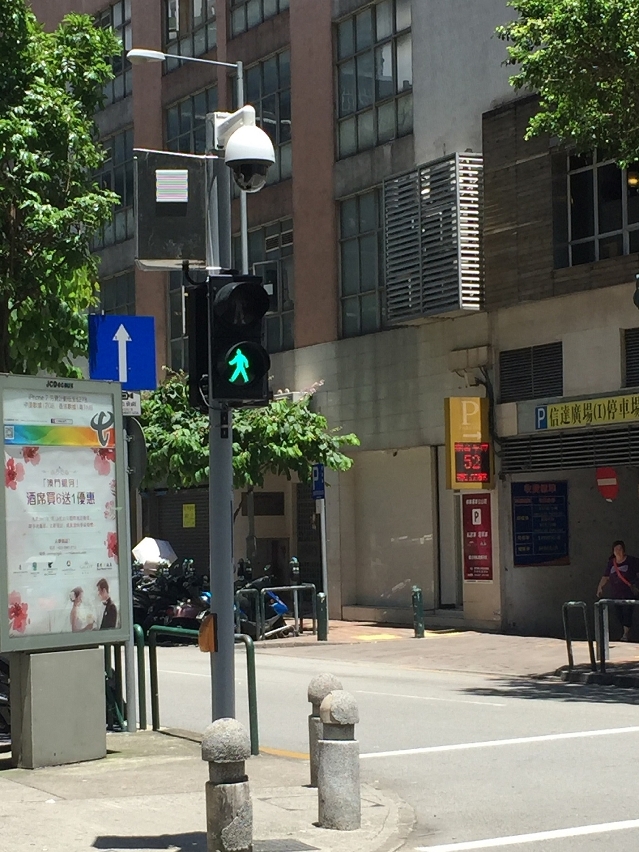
254 843 319 852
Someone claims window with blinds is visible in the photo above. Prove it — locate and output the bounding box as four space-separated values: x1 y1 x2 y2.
499 342 563 403
624 328 639 387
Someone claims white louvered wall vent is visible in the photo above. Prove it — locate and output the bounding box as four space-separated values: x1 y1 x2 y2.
384 153 483 323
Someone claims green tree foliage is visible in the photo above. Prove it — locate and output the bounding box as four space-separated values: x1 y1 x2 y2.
139 372 360 491
497 0 639 164
0 1 121 374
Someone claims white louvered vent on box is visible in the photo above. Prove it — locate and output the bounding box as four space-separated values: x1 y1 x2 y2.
384 153 483 323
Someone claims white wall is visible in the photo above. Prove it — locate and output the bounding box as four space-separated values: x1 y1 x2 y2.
412 0 518 164
493 281 636 402
271 313 490 453
351 447 436 609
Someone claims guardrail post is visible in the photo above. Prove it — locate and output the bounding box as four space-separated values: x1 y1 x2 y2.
310 584 317 635
412 586 425 638
133 624 147 730
307 673 342 787
148 628 160 731
595 601 609 673
145 625 259 751
317 592 328 641
562 601 596 673
292 587 300 635
317 690 361 830
202 719 253 852
234 633 259 756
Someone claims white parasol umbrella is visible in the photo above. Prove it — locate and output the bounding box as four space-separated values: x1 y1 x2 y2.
132 537 177 570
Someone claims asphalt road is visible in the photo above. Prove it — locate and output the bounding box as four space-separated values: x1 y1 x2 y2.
154 643 639 851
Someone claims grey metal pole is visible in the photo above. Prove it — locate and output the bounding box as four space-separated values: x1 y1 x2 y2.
207 155 236 721
123 428 137 733
236 61 249 276
319 498 329 618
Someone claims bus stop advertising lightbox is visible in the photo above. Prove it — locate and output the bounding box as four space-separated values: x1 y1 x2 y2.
0 375 131 652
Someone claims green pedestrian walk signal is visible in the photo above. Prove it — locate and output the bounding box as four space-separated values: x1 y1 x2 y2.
228 347 250 384
188 273 271 407
221 340 269 389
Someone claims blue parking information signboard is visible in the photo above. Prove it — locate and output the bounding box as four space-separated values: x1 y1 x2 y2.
312 463 325 500
511 481 569 566
88 315 157 391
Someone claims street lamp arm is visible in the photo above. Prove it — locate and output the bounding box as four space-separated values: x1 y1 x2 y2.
127 47 238 70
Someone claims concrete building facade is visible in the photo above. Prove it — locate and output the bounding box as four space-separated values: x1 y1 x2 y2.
30 0 639 636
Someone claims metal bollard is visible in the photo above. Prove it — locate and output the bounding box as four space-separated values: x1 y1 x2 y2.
317 592 328 641
317 690 361 831
412 586 425 638
307 673 343 788
202 718 253 852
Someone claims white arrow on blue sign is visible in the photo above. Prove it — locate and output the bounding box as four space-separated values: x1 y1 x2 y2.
88 315 157 391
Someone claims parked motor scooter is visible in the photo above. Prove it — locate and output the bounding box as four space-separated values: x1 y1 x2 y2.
234 571 291 639
132 557 209 637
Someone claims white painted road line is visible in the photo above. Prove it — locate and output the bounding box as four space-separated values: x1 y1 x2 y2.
361 725 639 759
356 689 505 708
158 669 210 677
415 818 639 850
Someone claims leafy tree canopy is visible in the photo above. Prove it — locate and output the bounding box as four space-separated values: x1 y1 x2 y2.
0 1 120 375
497 0 639 165
139 372 361 491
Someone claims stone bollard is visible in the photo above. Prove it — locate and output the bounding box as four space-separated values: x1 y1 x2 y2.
307 673 342 787
317 690 361 831
201 718 252 852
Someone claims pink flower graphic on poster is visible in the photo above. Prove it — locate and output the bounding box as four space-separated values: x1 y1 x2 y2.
104 500 115 521
5 457 25 489
106 531 118 560
21 446 40 466
93 448 116 475
8 591 29 633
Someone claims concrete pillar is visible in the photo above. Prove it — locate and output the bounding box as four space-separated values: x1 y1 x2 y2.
317 690 361 831
201 718 252 852
307 673 342 787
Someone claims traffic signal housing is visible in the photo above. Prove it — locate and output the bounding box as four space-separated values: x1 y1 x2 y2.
210 275 270 404
188 272 271 408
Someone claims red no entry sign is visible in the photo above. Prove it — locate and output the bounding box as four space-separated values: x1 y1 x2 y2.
596 467 618 501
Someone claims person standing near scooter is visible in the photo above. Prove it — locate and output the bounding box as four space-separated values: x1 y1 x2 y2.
596 540 639 641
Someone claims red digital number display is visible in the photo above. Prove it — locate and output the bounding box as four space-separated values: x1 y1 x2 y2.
454 442 491 483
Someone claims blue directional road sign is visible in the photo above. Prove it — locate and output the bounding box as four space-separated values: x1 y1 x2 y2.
88 315 157 391
312 463 325 500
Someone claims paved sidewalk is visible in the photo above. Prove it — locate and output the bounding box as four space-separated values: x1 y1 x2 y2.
265 620 639 680
0 731 413 852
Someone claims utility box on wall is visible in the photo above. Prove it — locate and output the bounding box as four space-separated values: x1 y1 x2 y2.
135 150 207 271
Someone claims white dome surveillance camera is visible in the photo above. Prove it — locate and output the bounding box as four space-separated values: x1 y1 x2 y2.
224 124 276 193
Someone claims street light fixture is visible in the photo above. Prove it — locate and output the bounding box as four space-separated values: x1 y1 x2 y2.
128 45 275 722
126 47 238 70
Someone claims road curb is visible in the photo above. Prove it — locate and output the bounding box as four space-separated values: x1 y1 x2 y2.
559 668 639 687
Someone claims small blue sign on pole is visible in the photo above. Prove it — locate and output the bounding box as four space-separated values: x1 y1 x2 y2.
88 315 157 391
312 463 325 500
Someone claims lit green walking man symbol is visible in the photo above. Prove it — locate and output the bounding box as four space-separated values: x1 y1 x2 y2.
229 347 250 384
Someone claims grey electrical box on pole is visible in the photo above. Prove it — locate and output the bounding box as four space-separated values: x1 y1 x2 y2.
134 149 207 271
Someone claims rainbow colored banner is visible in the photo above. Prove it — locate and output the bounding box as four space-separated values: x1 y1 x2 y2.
4 424 115 448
